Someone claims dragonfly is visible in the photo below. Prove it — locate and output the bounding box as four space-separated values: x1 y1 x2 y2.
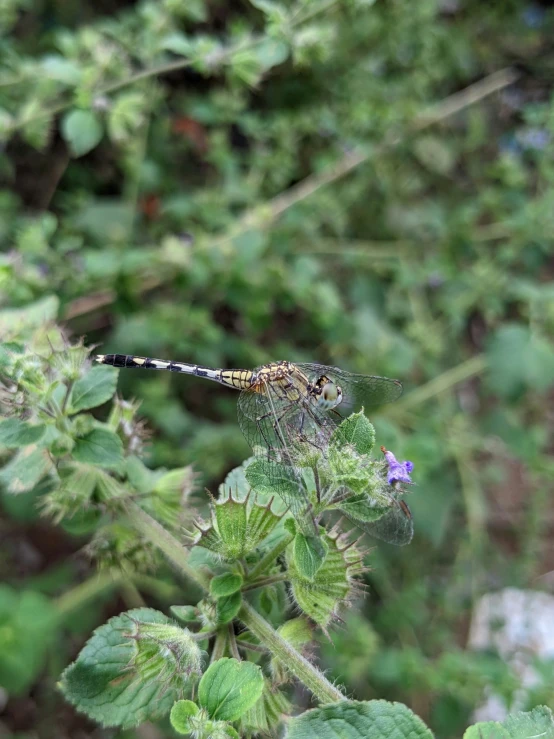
96 354 412 544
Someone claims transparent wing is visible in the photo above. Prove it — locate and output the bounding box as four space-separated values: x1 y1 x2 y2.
237 376 337 462
238 380 331 534
295 363 403 416
342 500 413 546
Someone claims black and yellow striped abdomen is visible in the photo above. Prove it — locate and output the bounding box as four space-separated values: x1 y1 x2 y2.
96 354 256 390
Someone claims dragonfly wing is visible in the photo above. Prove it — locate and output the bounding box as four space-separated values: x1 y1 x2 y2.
295 363 403 415
237 382 319 533
342 500 413 546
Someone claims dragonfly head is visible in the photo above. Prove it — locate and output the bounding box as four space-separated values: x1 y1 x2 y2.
315 376 343 410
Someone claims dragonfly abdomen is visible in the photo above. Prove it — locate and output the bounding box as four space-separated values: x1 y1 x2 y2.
95 354 254 389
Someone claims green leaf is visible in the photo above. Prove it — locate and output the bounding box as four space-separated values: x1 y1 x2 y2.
170 700 200 735
333 411 375 455
414 135 456 176
0 586 59 694
241 678 291 736
198 658 264 722
463 706 554 739
69 365 119 412
107 92 145 144
0 445 52 493
215 494 248 560
73 429 124 468
61 109 103 158
0 419 46 448
60 608 182 728
216 591 242 624
210 573 243 597
245 458 301 501
161 33 193 56
293 534 327 581
170 605 198 624
41 55 82 84
254 39 289 71
285 699 434 739
288 531 362 627
338 493 389 523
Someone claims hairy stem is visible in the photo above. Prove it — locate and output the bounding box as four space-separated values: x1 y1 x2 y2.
211 630 228 663
54 571 124 616
242 573 289 592
125 502 211 590
239 601 344 704
126 503 343 703
228 625 241 661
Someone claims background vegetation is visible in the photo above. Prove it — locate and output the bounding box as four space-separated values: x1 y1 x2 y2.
2 0 554 736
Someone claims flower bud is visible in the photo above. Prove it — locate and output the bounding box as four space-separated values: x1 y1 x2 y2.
126 618 202 689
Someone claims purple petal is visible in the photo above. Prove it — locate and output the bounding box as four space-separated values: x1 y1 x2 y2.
382 448 414 485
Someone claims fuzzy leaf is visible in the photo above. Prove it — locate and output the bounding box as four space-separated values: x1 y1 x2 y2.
332 411 375 455
293 533 327 581
241 678 291 736
246 458 299 499
0 445 51 493
463 706 554 739
287 531 363 627
60 608 182 728
198 658 264 721
245 500 283 549
73 429 124 469
69 365 119 412
0 419 46 448
215 494 248 559
211 573 243 597
216 592 242 624
170 700 200 735
285 699 434 739
61 109 103 157
170 605 198 624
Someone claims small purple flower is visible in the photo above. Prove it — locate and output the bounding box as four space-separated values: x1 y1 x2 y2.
381 446 414 485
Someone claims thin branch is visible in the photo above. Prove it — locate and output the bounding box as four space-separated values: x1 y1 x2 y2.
54 571 124 616
63 67 518 323
242 573 289 592
388 354 487 413
125 502 211 590
247 533 294 582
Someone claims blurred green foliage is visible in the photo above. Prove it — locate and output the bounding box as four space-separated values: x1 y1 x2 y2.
2 0 554 736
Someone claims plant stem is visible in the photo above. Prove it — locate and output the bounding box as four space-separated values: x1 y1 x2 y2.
54 571 123 616
126 505 343 703
192 630 217 642
228 625 241 661
242 574 289 592
247 533 294 582
237 640 268 654
239 600 344 704
61 379 74 414
389 354 487 413
125 502 211 590
211 630 228 662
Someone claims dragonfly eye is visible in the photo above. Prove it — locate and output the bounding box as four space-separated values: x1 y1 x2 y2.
319 381 342 409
